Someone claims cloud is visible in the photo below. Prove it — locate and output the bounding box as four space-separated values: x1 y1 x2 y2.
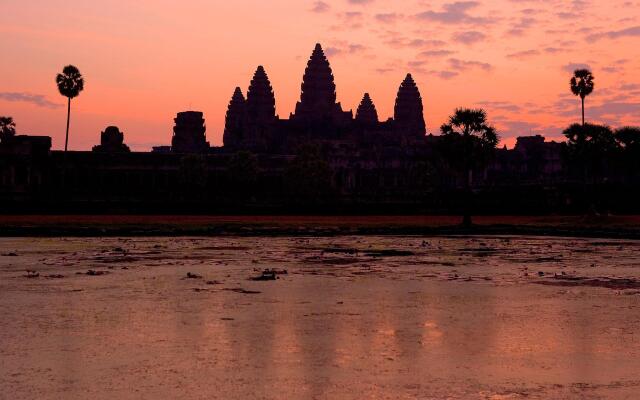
375 13 402 23
422 40 448 47
497 120 545 137
506 49 540 59
376 67 394 74
435 70 459 79
587 26 640 41
325 43 367 57
543 47 563 54
0 92 62 109
310 1 330 13
452 31 486 44
477 101 523 113
588 102 640 118
556 12 579 19
415 1 490 25
448 58 493 71
344 11 363 19
562 62 591 73
419 49 456 58
506 17 537 36
382 34 443 48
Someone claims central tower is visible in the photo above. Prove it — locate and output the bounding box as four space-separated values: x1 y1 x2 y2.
292 43 345 123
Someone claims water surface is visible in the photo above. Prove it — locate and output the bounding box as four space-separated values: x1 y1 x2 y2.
1 236 639 399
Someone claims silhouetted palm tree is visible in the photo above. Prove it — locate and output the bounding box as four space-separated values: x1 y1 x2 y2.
441 108 498 226
570 69 594 126
0 116 16 143
563 123 619 213
614 126 640 182
615 126 640 151
56 65 84 152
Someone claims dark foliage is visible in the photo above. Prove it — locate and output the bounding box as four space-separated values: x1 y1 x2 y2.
0 116 16 143
440 108 498 225
562 123 619 181
285 144 334 203
227 151 259 200
56 65 84 99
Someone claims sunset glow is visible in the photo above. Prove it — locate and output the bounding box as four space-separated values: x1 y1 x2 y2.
1 0 639 150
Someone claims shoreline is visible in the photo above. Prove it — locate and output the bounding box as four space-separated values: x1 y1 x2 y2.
1 215 640 239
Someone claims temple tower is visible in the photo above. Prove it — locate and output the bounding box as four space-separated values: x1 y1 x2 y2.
246 66 276 125
355 93 379 125
293 43 343 122
172 111 210 153
393 74 426 138
92 126 130 153
223 87 246 149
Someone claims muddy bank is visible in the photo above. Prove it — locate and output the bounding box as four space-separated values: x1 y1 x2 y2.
1 215 640 239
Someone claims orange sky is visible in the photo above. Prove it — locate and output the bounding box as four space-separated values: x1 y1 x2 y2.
1 0 639 150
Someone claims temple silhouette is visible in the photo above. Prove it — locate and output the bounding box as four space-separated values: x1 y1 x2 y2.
177 44 427 154
1 44 639 214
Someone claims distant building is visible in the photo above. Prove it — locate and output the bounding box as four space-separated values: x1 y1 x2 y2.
92 126 130 153
171 111 209 153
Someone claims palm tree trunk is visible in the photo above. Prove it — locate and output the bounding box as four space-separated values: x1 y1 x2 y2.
462 132 473 227
581 97 585 126
64 97 71 152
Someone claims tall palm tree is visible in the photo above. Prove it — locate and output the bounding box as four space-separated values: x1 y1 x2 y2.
570 69 594 126
441 108 498 226
56 65 84 152
0 116 16 143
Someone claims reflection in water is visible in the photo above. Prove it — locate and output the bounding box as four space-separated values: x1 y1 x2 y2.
1 235 640 399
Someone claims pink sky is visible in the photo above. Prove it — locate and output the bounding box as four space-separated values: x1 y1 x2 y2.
1 0 639 150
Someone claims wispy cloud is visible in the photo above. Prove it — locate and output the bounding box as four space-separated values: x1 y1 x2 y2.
0 92 62 109
325 43 367 57
562 62 591 73
310 1 330 13
452 30 486 45
419 49 456 58
415 2 490 25
506 49 540 59
375 13 402 23
449 58 493 71
587 25 640 41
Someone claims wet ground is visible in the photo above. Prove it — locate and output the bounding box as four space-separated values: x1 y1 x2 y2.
1 236 640 399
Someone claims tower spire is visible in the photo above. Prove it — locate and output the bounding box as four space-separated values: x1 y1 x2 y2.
223 87 246 149
293 43 341 121
394 73 426 137
246 66 276 125
356 93 379 125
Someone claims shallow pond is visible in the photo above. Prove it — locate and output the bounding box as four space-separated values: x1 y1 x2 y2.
1 236 640 399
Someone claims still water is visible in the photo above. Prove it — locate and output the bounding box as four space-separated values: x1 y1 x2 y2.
1 236 639 399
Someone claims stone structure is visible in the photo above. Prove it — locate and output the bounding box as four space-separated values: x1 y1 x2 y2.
92 126 130 153
4 42 616 214
222 87 246 150
292 43 349 124
244 66 277 151
394 74 426 139
355 93 379 125
222 43 427 152
171 111 209 153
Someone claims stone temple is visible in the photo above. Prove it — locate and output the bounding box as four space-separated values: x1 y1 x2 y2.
3 42 592 214
219 43 427 154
